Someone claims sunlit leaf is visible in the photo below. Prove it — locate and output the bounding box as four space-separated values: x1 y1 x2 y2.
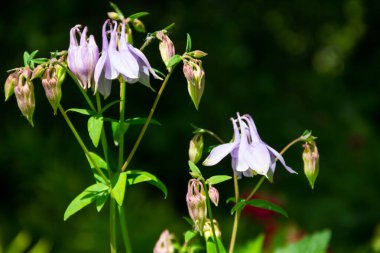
96 191 109 212
184 230 198 243
236 234 264 253
231 199 246 215
111 172 127 206
86 152 107 169
88 116 103 148
111 120 129 146
245 199 288 218
126 170 168 198
206 237 227 253
64 183 109 221
188 160 203 178
207 175 232 185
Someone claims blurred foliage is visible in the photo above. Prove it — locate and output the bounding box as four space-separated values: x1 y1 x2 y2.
1 0 380 252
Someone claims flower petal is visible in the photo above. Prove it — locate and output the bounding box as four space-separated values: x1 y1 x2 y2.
203 142 236 166
266 145 297 174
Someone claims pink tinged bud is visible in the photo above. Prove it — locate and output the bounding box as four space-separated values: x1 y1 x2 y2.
31 65 45 80
42 67 62 115
186 179 207 233
107 12 120 20
187 63 205 110
153 230 175 253
157 31 175 70
4 71 19 101
67 25 99 90
189 134 204 164
302 141 319 189
14 74 35 126
188 50 208 59
208 186 219 207
132 19 145 33
203 219 222 240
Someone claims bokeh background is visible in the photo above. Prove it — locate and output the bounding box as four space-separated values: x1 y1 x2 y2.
1 0 379 252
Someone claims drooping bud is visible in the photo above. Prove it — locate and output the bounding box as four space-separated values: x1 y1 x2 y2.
4 71 19 101
31 65 45 80
54 60 66 86
183 61 194 82
107 12 120 20
68 25 99 90
186 179 207 234
208 186 219 207
14 69 35 126
203 219 222 241
157 31 175 70
153 230 175 253
189 134 204 164
42 67 62 114
302 141 319 189
183 60 205 110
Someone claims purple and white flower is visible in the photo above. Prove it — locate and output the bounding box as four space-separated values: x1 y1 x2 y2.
68 25 99 90
203 113 296 179
94 20 161 97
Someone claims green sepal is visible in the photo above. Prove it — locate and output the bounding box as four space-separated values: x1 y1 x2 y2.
126 170 168 198
64 183 109 221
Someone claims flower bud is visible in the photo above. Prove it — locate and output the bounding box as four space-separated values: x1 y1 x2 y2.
31 65 45 80
189 134 204 164
14 72 35 126
4 71 19 101
302 141 319 189
188 50 208 58
186 179 207 233
208 186 219 207
107 11 120 20
187 62 205 110
132 18 145 33
203 219 222 241
157 31 175 70
153 230 175 253
42 67 62 114
183 61 194 82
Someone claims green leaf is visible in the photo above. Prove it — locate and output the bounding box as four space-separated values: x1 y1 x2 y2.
245 199 288 218
207 175 232 185
109 2 125 20
88 116 103 148
128 12 149 20
166 54 182 68
125 117 162 126
96 191 109 212
274 230 331 253
188 160 203 178
86 152 108 169
206 237 227 253
23 51 30 66
126 170 168 198
231 199 246 215
184 230 198 243
111 120 129 146
236 234 264 253
66 108 96 116
186 33 192 52
29 50 39 59
64 183 109 221
111 172 127 206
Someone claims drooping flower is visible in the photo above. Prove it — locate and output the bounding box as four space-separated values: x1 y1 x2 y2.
203 113 296 179
186 179 207 233
14 68 35 126
67 25 99 90
94 20 161 97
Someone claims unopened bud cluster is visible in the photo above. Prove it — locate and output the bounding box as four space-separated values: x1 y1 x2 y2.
188 134 204 164
302 140 319 189
203 219 222 241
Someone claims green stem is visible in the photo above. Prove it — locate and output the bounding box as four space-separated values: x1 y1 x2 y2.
202 180 220 253
228 174 240 253
58 105 108 182
110 198 117 253
118 79 126 169
204 130 224 144
120 69 175 172
119 206 133 253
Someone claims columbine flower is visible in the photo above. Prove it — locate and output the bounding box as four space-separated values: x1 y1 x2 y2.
14 68 35 126
153 230 175 253
67 25 99 90
94 19 161 97
186 179 207 233
203 113 296 179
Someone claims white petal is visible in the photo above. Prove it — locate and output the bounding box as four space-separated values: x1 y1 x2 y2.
266 145 297 174
203 143 236 166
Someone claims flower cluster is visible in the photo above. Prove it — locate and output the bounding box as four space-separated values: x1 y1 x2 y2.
203 113 297 179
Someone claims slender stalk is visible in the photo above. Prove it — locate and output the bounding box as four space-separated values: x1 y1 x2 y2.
58 105 108 182
202 180 220 253
118 79 126 169
120 69 175 172
228 174 240 253
119 206 133 253
110 198 117 253
204 129 224 144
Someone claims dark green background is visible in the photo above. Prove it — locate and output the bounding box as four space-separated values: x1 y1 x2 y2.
1 0 379 252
